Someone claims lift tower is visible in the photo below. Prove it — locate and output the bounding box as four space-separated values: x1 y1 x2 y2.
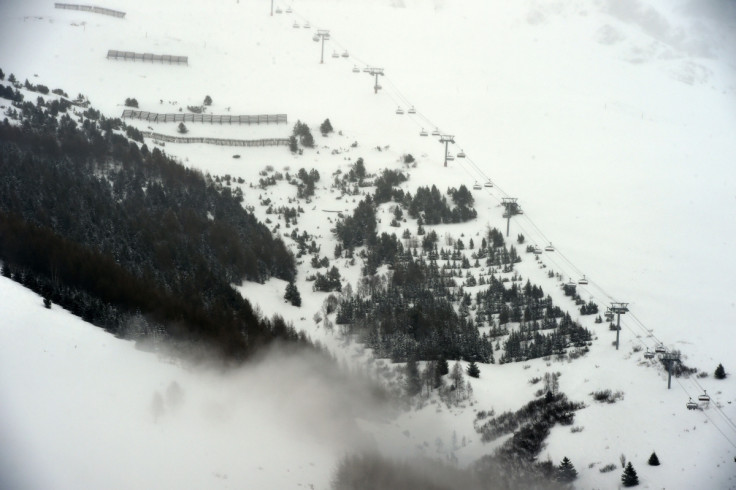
364 67 384 94
501 198 518 237
438 134 455 167
315 30 330 64
661 351 681 389
609 302 629 350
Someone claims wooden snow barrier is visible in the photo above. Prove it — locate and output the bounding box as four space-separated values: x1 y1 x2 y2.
55 3 126 18
107 50 188 65
141 131 290 147
122 110 287 125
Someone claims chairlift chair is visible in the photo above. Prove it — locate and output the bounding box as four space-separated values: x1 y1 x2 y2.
457 150 466 158
286 6 293 13
342 50 349 58
484 180 493 188
655 344 666 354
408 106 416 114
332 51 339 58
275 7 282 13
396 106 404 115
312 34 319 42
644 350 655 359
686 398 698 410
578 275 588 285
304 22 311 28
473 182 482 190
352 66 360 73
545 243 555 252
419 128 428 136
604 309 614 322
698 390 711 402
293 21 299 28
533 247 543 255
446 154 455 161
431 128 440 136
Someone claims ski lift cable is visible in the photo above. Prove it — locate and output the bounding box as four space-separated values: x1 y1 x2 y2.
383 76 414 107
677 378 736 450
688 377 736 432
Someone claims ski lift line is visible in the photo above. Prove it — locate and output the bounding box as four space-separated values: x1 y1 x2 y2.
383 75 414 107
673 377 736 448
689 377 736 432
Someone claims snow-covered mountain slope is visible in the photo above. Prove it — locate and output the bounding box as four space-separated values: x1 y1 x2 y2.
2 0 736 488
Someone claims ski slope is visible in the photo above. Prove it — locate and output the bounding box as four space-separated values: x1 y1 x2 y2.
1 0 736 488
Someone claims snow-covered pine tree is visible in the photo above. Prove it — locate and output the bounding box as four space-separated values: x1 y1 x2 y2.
648 451 660 466
715 363 727 379
621 462 639 487
466 361 480 378
556 456 578 483
284 282 301 306
320 118 333 135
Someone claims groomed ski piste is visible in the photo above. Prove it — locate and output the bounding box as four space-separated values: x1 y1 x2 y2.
1 0 735 488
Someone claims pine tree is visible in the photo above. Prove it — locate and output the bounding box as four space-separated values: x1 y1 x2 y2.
621 462 639 487
556 456 578 483
284 282 301 306
648 451 660 466
203 95 212 106
289 135 298 153
715 363 727 379
320 118 333 135
466 361 480 378
438 358 449 376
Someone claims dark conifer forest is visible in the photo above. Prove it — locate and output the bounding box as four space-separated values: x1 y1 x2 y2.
0 85 306 358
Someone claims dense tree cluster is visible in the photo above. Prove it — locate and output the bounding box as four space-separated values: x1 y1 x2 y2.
292 120 314 148
296 167 320 198
0 87 304 358
336 258 494 363
334 195 377 249
407 185 477 224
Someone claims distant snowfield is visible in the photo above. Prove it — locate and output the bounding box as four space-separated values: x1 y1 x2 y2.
2 0 736 488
